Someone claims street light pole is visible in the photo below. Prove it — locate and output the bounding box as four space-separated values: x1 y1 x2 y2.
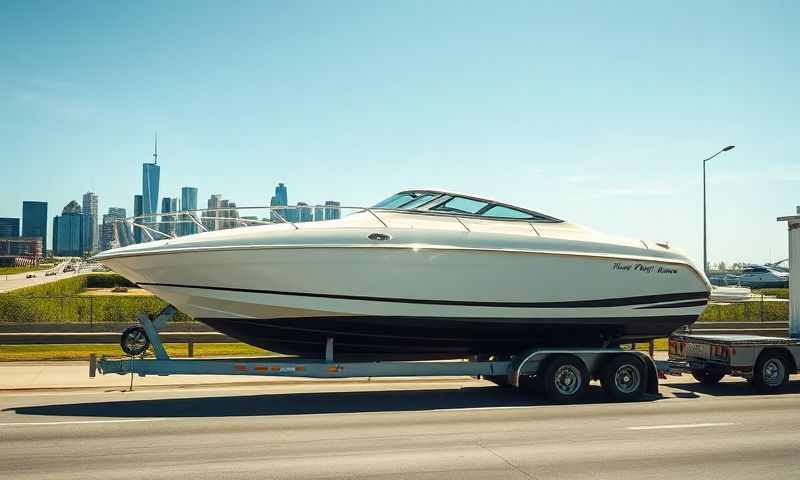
702 145 735 275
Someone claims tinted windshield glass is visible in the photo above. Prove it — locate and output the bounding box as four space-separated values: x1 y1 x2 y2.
400 193 439 209
430 196 488 214
481 205 533 219
373 193 416 209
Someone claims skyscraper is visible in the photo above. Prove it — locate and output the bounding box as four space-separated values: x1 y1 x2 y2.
270 183 289 223
53 201 84 256
22 201 47 252
142 136 160 235
133 194 143 243
297 202 313 222
0 218 20 237
101 207 128 251
160 197 178 236
205 194 223 231
314 205 324 222
324 201 341 220
82 192 99 253
179 187 198 236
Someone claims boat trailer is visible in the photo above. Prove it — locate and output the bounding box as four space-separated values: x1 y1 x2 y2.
91 306 659 403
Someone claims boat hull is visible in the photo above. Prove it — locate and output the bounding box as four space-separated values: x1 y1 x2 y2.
101 244 709 360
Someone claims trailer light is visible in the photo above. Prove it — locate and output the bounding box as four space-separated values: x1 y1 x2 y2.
327 366 340 373
234 364 248 371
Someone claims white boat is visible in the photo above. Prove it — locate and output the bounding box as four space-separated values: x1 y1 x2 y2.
736 265 789 289
94 189 711 360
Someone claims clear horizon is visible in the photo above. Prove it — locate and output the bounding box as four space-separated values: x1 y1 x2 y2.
1 1 797 265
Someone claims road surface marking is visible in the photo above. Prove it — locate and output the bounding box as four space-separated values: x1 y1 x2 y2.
627 422 736 431
0 418 167 427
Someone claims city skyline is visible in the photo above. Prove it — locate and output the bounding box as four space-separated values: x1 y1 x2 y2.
1 2 798 264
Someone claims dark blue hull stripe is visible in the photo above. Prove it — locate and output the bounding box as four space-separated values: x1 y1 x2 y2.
138 282 709 309
635 300 709 309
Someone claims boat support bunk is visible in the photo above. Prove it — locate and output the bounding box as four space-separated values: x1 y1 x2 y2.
90 305 660 404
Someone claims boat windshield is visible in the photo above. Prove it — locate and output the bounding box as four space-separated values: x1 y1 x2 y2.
373 190 561 222
373 192 437 209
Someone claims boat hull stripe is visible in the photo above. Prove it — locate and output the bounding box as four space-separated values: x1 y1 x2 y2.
137 282 709 308
635 300 709 309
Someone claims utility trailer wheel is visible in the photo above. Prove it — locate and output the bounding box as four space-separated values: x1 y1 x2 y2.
691 370 725 385
542 355 588 404
600 354 646 402
120 326 149 356
752 352 790 393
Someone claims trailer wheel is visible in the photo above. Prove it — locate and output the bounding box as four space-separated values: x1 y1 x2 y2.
752 352 790 393
691 370 725 385
120 326 149 356
542 355 588 403
600 354 646 402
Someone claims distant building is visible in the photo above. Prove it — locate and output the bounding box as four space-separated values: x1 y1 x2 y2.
100 208 128 251
297 202 313 222
53 201 85 256
314 205 324 222
0 218 20 237
324 201 341 220
133 195 143 243
82 192 99 254
179 187 198 236
142 162 160 228
0 237 43 267
22 201 47 253
160 197 178 237
205 194 223 231
270 183 289 223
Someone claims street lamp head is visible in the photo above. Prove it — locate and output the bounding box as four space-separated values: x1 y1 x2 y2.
722 145 735 152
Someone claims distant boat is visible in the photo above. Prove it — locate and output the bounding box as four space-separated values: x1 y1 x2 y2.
737 265 789 289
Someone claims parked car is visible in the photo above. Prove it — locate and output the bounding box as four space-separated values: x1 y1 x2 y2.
45 271 57 276
26 273 36 279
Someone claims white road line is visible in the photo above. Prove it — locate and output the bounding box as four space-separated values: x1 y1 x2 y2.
0 418 167 427
627 422 736 431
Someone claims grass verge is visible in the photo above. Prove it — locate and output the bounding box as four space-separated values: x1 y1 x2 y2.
0 265 54 276
0 343 272 362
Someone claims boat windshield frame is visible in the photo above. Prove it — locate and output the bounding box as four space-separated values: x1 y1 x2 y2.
372 190 563 223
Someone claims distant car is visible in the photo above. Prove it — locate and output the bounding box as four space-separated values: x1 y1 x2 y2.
45 271 57 276
26 273 36 279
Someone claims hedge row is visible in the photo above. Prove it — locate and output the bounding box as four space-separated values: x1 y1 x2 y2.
699 301 788 322
0 274 192 323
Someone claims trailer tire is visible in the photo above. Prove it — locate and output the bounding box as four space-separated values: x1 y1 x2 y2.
600 354 646 402
691 370 725 385
542 355 588 404
120 326 149 356
752 352 790 394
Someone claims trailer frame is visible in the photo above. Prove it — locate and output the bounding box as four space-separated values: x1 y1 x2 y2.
90 306 660 403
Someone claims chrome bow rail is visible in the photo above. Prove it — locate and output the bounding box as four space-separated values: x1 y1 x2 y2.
112 205 399 245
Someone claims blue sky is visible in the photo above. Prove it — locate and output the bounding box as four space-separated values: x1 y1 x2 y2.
1 1 797 264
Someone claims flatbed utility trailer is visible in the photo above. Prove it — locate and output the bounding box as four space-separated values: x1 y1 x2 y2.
667 333 800 393
90 306 659 404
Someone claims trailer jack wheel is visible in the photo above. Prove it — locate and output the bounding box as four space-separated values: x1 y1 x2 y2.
120 326 150 356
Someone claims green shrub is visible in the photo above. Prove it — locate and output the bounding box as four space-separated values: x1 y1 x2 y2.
699 301 788 322
753 288 789 300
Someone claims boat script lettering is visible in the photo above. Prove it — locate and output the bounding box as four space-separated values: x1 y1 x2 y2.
613 263 677 274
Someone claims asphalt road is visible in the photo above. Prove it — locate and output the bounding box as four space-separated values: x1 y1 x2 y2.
0 262 70 293
1 378 799 479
